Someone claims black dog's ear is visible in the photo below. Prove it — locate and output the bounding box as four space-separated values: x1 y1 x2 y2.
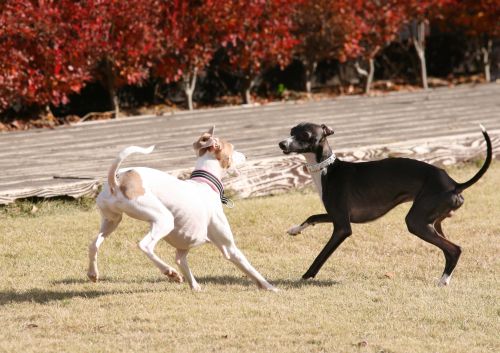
321 124 334 137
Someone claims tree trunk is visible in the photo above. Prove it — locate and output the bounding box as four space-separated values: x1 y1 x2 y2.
183 68 198 111
241 75 257 105
304 60 317 97
365 58 374 94
104 60 119 118
355 59 374 94
413 21 428 90
482 39 492 82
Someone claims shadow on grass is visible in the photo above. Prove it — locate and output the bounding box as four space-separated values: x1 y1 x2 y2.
197 275 341 288
51 276 168 285
53 274 340 290
0 288 113 306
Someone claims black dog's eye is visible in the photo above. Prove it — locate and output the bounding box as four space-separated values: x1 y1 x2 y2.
299 131 312 141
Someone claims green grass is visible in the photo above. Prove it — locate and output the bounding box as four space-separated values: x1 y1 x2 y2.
1 163 499 353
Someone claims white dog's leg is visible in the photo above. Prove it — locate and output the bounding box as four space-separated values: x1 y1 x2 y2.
87 213 122 282
209 216 277 292
175 249 201 291
225 244 278 292
135 199 183 283
138 220 183 283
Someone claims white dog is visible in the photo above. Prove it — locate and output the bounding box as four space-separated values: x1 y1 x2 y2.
87 127 277 292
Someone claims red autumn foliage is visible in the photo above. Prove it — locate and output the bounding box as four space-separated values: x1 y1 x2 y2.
0 0 496 119
440 0 500 37
220 0 300 103
352 0 408 60
0 0 91 110
293 0 364 92
154 0 229 110
80 0 164 115
439 0 500 81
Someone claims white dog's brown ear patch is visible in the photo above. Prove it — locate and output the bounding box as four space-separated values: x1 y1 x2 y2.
215 140 233 169
119 170 145 199
193 132 216 156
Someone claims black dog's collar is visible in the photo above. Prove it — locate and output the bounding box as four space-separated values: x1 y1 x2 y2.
306 153 336 173
190 170 232 206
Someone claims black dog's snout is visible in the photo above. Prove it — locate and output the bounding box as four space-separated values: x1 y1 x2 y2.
279 140 288 150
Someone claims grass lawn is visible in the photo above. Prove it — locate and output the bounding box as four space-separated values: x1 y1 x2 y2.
1 162 499 353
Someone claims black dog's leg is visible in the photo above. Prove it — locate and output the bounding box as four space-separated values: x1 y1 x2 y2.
301 214 332 225
434 218 446 238
288 214 332 235
406 200 462 286
302 219 352 279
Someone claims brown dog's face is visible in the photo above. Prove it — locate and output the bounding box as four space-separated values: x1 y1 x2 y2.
279 122 334 154
192 127 236 170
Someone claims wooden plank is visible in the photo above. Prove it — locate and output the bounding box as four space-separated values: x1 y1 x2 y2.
222 130 500 198
0 83 499 204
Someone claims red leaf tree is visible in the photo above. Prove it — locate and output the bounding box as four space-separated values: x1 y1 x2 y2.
80 0 163 117
155 0 228 110
293 0 364 95
0 0 91 113
401 0 452 89
440 0 500 82
351 0 408 93
219 0 300 104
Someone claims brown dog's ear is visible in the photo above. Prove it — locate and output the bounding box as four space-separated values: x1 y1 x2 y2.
321 124 334 137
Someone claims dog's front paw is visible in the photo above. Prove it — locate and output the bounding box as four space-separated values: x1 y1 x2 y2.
87 271 99 283
287 225 303 236
164 269 184 283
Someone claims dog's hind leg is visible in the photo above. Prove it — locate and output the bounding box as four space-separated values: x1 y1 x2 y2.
87 212 122 282
288 214 332 235
434 217 446 238
405 199 462 286
175 249 201 291
133 197 183 283
138 218 183 283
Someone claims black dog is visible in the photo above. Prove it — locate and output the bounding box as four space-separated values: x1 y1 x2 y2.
279 122 491 286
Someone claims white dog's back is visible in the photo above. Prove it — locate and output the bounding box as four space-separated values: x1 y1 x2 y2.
99 167 221 249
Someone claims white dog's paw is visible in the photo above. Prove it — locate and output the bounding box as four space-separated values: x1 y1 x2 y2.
266 286 279 293
87 271 99 283
259 283 279 292
191 283 202 292
164 269 184 283
287 225 303 236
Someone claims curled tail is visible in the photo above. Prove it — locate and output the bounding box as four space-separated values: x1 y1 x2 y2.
455 124 492 193
107 145 155 194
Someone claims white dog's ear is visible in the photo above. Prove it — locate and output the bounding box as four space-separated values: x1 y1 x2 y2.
197 137 216 149
208 125 215 136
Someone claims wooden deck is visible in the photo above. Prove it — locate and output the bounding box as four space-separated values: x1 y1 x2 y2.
1 83 499 204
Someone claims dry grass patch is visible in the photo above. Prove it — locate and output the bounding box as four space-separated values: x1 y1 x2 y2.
1 163 499 353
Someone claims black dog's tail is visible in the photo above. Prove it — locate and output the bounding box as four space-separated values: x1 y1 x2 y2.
455 124 492 193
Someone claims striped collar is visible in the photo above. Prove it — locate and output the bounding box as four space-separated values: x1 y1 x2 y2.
190 169 231 206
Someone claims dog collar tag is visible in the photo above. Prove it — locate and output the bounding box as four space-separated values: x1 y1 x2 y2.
306 154 336 173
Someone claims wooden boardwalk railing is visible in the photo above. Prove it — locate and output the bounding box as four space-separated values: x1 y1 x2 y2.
0 83 499 204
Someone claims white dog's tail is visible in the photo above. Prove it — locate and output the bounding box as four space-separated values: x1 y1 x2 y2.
107 145 155 194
